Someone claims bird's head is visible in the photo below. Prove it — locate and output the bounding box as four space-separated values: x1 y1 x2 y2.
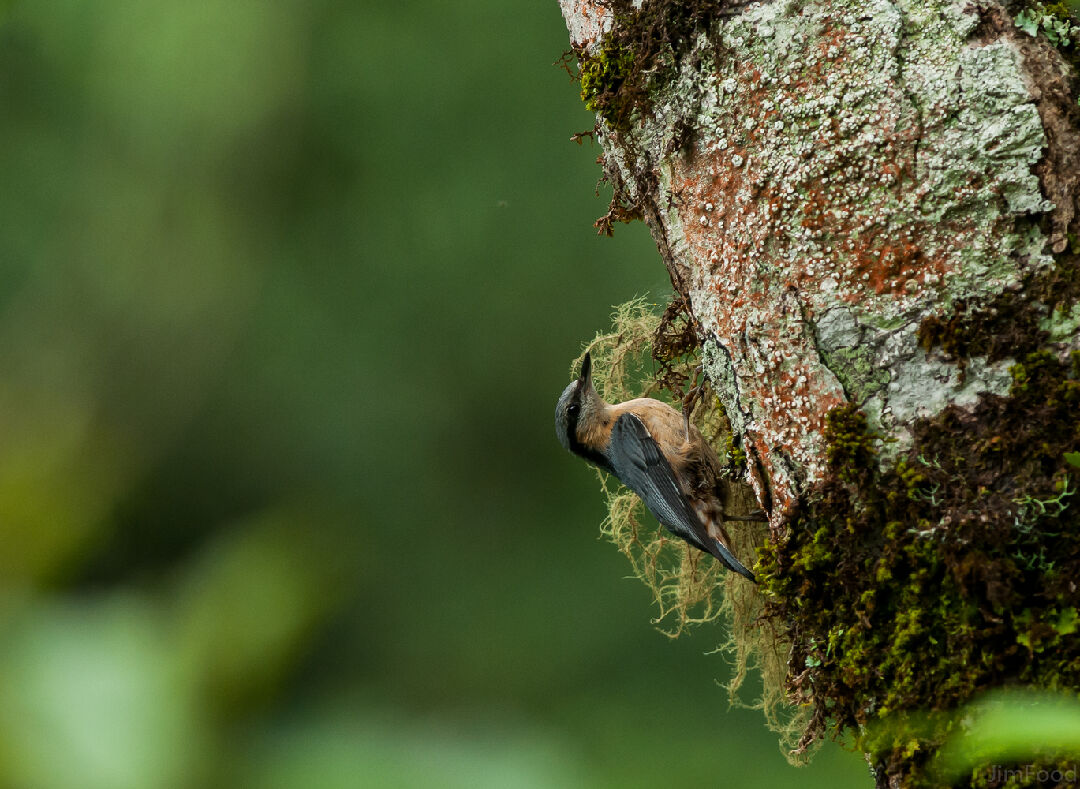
555 351 605 454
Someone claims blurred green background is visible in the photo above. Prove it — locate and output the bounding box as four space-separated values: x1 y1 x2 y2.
0 1 867 787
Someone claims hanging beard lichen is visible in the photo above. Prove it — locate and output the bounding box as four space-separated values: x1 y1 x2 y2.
570 296 816 761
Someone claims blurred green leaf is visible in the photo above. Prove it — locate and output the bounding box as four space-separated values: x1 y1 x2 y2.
172 507 351 714
0 383 129 585
0 596 207 789
933 690 1080 782
237 708 590 789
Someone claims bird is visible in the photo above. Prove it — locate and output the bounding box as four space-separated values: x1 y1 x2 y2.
555 351 759 582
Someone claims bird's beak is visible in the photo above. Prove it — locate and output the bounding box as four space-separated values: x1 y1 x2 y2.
578 351 592 387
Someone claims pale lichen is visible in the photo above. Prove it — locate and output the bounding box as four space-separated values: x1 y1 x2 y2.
573 0 1056 510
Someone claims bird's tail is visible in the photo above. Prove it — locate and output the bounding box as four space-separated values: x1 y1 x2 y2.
711 539 757 583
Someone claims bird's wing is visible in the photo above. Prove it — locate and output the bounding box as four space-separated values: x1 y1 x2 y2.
608 412 756 581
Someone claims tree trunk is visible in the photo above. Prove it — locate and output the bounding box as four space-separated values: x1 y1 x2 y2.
560 0 1080 785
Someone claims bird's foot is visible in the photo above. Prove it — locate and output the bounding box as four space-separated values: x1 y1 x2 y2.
681 365 707 440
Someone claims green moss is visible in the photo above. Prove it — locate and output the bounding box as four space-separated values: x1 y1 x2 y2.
579 39 635 123
822 345 891 403
823 403 877 485
917 252 1080 367
761 350 1080 785
723 431 747 473
569 0 730 131
1014 1 1080 48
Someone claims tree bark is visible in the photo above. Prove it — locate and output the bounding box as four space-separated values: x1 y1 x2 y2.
561 0 1080 785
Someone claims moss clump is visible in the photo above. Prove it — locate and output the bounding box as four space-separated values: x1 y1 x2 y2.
917 251 1080 367
822 403 876 486
570 0 735 131
760 350 1080 784
821 345 892 404
579 38 635 123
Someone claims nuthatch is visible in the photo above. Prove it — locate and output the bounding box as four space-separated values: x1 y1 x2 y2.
555 352 759 582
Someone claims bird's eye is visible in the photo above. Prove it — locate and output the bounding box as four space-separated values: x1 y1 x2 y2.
567 403 580 416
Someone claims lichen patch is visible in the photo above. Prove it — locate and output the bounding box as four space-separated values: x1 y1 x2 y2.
559 0 615 50
587 0 1057 509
